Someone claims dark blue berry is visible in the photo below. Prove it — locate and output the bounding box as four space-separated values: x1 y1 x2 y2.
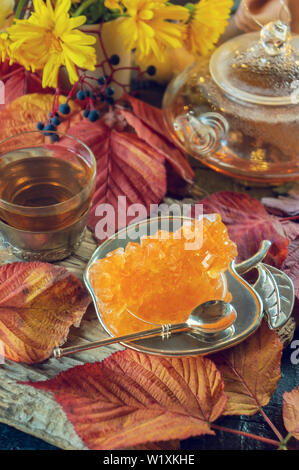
105 86 114 96
88 110 100 122
51 116 61 126
106 96 115 105
99 93 105 102
85 90 91 97
36 122 44 131
43 123 56 136
109 54 120 65
83 109 90 118
50 133 60 142
146 65 156 76
77 90 86 100
45 123 56 131
97 76 106 85
59 103 71 115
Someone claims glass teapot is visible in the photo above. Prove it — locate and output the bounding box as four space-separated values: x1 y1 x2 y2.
163 20 299 184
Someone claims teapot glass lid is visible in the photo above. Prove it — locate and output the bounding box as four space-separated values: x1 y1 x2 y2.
210 21 299 106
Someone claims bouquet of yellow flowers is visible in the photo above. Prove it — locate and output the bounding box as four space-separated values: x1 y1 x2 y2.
0 0 233 89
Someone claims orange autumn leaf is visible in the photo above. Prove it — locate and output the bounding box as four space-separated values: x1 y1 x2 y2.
211 322 283 416
283 387 299 440
28 350 227 450
0 262 91 364
0 93 82 144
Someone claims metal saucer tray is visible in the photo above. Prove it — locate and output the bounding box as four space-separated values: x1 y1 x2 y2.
84 218 295 357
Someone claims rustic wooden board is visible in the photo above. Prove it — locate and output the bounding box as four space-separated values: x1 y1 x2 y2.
0 188 296 450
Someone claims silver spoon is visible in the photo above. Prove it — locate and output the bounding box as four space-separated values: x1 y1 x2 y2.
52 300 237 359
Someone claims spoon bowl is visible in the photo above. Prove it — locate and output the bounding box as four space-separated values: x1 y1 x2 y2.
187 300 237 334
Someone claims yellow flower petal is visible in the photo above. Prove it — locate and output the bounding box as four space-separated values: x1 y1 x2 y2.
67 16 89 31
54 0 71 19
42 52 62 88
63 54 79 84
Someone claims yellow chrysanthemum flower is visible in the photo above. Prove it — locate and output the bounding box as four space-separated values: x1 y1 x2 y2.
185 0 234 57
7 0 97 88
116 0 189 63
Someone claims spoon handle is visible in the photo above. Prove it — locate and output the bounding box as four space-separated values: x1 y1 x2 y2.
53 323 189 358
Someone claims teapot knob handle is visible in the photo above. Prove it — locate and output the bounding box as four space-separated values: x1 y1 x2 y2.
174 110 229 156
260 20 291 56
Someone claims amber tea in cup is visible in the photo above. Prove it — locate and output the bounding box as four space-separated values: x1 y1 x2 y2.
0 131 96 261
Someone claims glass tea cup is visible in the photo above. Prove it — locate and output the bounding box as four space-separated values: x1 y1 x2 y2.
0 130 96 261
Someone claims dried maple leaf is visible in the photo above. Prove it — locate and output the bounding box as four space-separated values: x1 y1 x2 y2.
210 322 283 416
283 387 299 440
67 118 167 242
0 262 91 364
190 191 289 267
27 350 227 450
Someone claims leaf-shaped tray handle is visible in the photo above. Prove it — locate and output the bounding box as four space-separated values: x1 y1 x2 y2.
253 263 295 329
234 240 295 330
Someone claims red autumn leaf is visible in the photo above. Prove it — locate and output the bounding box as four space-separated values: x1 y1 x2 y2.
283 387 299 440
270 217 299 315
190 191 289 267
67 118 167 242
262 197 299 218
280 220 299 243
262 183 299 217
121 95 194 183
27 350 227 450
0 60 20 79
0 262 91 364
282 238 299 318
210 322 283 416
